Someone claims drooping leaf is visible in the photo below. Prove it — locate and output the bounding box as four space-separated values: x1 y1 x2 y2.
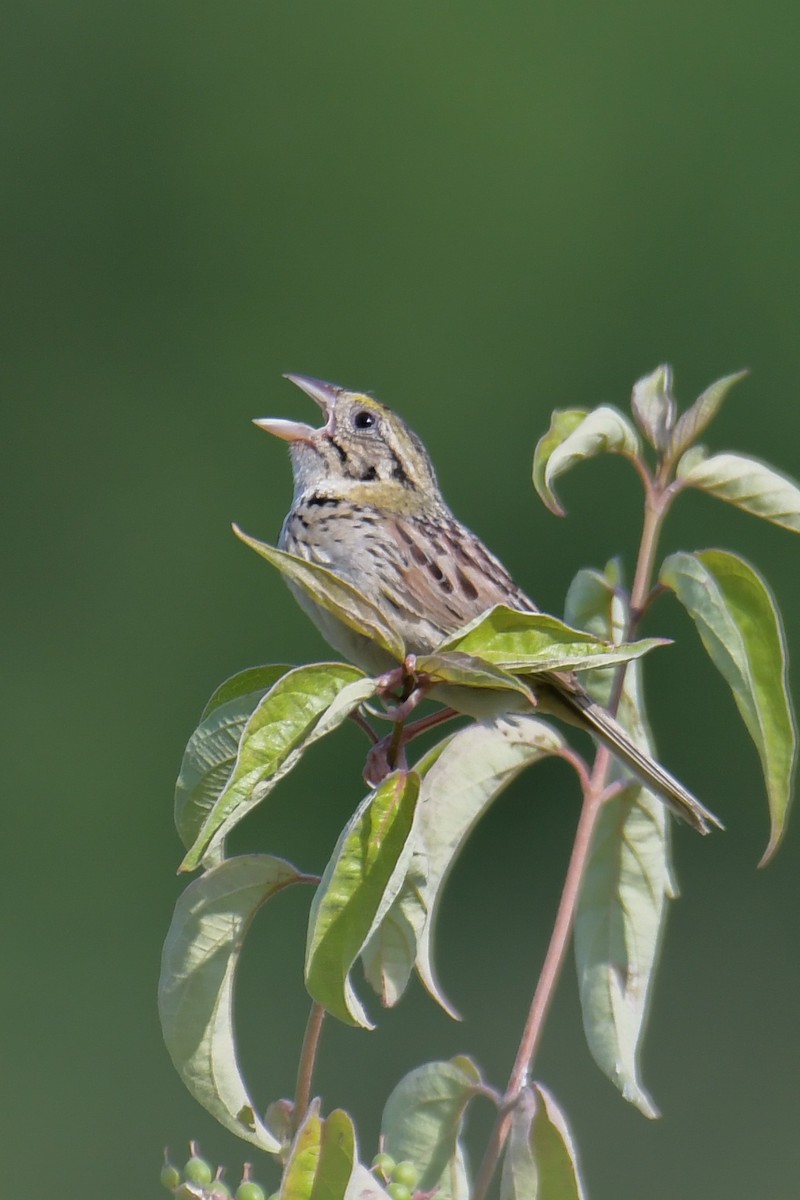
500 1085 586 1200
661 550 796 863
630 364 676 452
669 369 748 461
175 690 267 853
413 716 568 1016
158 854 304 1152
567 563 676 1114
381 1058 481 1195
575 785 668 1118
360 739 452 1009
233 525 405 662
305 772 421 1027
532 409 588 515
438 604 665 674
677 451 800 533
201 664 294 720
180 665 376 872
533 406 641 516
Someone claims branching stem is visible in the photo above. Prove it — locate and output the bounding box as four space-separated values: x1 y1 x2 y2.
472 476 675 1200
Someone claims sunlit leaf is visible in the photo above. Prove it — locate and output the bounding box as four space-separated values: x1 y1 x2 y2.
175 690 266 853
310 1109 357 1200
343 1165 391 1200
567 563 676 1114
234 525 405 662
360 740 452 1009
661 550 796 863
532 409 588 514
677 451 800 533
282 1102 322 1199
416 650 535 703
669 369 749 460
305 772 420 1027
500 1085 586 1200
414 716 567 1016
158 855 304 1152
180 665 375 872
630 364 675 452
439 604 665 674
381 1058 481 1194
533 406 641 516
200 664 295 720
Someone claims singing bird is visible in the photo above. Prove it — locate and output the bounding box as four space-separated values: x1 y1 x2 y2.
254 373 721 834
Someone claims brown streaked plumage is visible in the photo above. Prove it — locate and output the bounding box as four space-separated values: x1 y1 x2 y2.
255 373 722 835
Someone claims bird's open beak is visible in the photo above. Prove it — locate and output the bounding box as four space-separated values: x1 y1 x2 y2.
253 373 341 442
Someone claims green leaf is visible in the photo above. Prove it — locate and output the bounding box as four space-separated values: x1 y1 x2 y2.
175 690 266 853
661 550 796 863
343 1165 391 1199
630 364 676 452
282 1102 323 1200
567 562 676 1114
158 854 303 1152
677 451 800 533
575 786 669 1117
533 406 641 516
305 771 421 1027
310 1109 357 1200
439 604 665 674
500 1085 586 1200
233 525 405 662
180 664 375 872
381 1058 481 1194
532 409 588 514
360 740 452 1009
201 664 294 720
414 716 567 1016
669 369 749 460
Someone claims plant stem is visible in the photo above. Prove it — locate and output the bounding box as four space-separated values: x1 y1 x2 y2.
472 482 672 1200
294 1001 326 1128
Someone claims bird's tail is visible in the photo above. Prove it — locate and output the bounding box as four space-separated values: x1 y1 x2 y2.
548 682 723 834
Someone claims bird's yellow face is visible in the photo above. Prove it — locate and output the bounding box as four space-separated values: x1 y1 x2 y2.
255 374 443 514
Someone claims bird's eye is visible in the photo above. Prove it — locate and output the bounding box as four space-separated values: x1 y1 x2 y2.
353 409 376 430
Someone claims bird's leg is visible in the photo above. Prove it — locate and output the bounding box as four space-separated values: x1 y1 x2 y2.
364 657 435 784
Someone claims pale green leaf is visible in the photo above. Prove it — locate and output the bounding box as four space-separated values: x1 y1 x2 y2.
501 1085 586 1200
529 1084 586 1199
415 650 535 704
439 604 665 674
343 1165 391 1200
669 370 749 460
677 451 800 533
567 562 675 1114
201 664 294 720
532 409 588 514
661 550 796 863
533 406 641 516
630 364 676 452
310 1109 357 1200
234 525 405 662
359 740 452 1008
305 772 420 1027
158 855 303 1152
180 665 375 872
282 1102 323 1200
414 716 567 1016
175 690 265 853
381 1058 480 1194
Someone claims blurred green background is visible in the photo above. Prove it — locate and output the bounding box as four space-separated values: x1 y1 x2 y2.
5 2 800 1196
